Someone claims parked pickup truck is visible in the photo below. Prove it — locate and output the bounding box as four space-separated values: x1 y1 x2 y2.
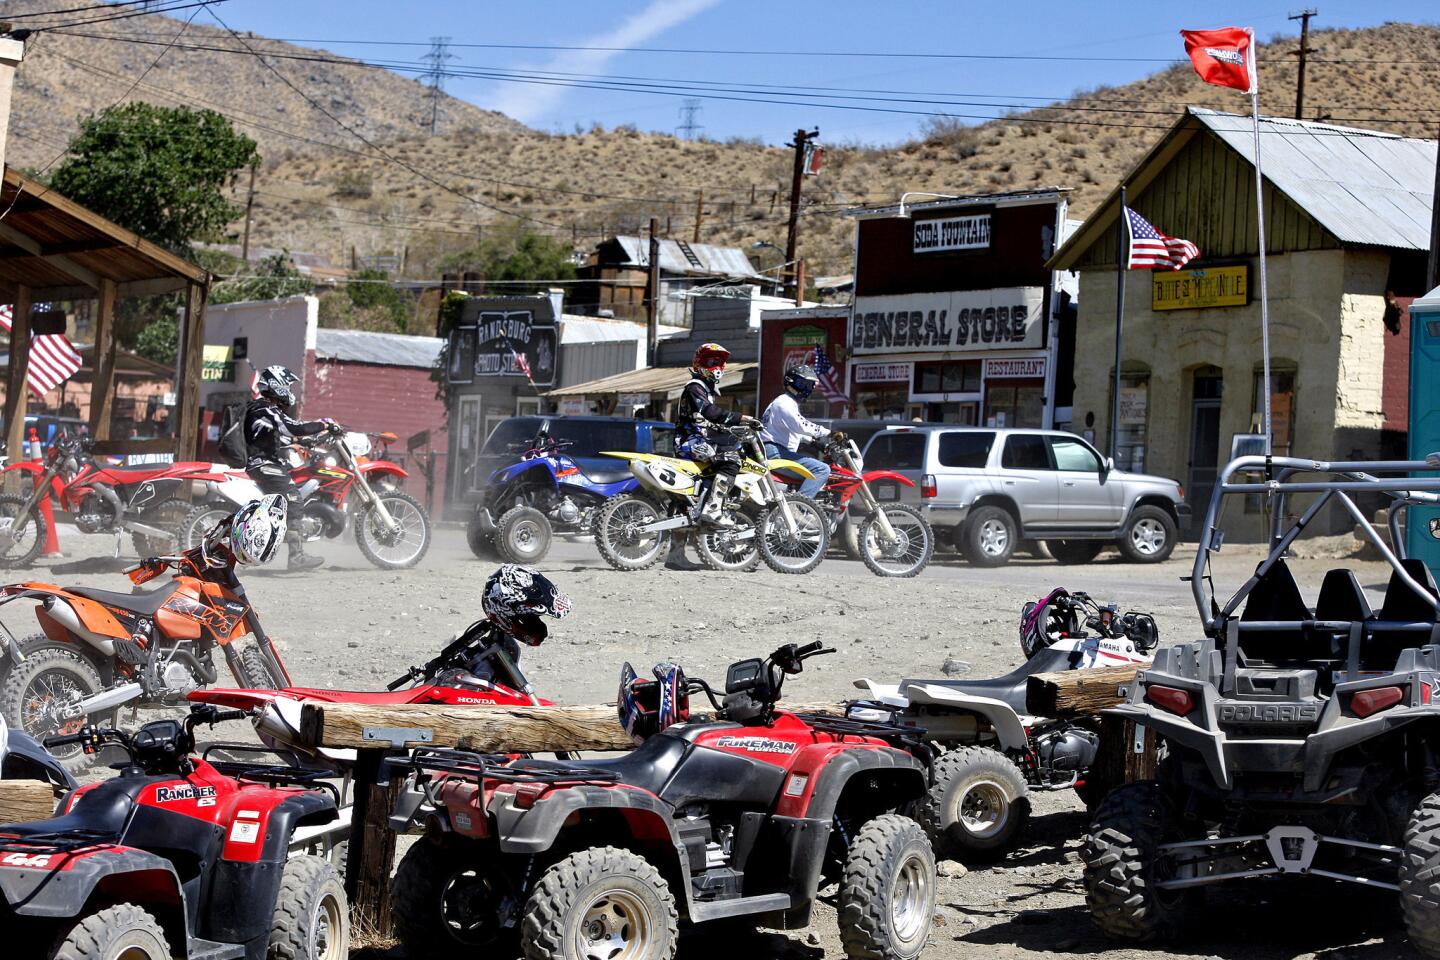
860 425 1189 566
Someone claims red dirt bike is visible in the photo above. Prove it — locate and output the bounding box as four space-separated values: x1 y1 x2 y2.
192 615 553 770
775 436 935 577
183 430 431 570
0 511 292 771
0 434 237 566
386 641 937 959
0 703 348 960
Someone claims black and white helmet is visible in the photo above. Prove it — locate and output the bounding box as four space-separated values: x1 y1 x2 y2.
482 564 571 646
230 495 288 566
255 365 301 411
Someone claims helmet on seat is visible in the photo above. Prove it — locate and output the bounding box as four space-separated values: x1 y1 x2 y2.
617 661 689 745
230 495 288 565
1019 587 1079 659
255 365 301 411
784 363 819 400
482 564 572 646
691 343 730 386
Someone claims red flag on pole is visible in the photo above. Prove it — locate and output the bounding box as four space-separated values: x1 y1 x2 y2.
1180 27 1257 94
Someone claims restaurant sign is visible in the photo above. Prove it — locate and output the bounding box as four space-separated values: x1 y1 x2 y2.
1152 264 1248 311
850 287 1044 356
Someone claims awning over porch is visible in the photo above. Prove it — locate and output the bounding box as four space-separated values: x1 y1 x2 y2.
544 362 757 400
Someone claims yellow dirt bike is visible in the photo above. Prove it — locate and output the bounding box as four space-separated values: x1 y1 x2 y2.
594 425 831 574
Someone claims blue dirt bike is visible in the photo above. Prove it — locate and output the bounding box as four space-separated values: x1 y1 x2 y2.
468 431 639 563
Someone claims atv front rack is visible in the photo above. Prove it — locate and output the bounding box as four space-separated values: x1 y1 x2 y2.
799 712 936 770
389 747 622 785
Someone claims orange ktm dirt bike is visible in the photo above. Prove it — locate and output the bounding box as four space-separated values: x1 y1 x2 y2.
0 515 291 771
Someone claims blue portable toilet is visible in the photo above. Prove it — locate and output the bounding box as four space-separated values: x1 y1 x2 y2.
1407 285 1440 575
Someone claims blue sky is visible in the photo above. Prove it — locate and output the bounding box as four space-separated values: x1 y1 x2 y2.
213 1 1437 145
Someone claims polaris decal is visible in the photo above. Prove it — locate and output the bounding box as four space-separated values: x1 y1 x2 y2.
155 784 218 803
715 736 798 755
1218 703 1321 723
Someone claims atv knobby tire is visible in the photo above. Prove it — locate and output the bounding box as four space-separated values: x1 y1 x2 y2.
838 814 936 960
521 846 677 960
1401 792 1440 958
393 836 516 954
270 854 348 960
497 505 553 564
466 513 503 560
1083 780 1190 940
53 904 170 960
915 747 1030 862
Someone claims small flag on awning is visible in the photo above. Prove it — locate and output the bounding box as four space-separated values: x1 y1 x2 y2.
811 347 850 405
1124 207 1199 271
0 304 84 396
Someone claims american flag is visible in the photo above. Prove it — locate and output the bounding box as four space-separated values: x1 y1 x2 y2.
0 304 84 396
510 342 533 380
1124 206 1199 271
810 347 850 407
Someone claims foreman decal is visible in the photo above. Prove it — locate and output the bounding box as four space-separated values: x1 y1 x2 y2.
850 287 1044 355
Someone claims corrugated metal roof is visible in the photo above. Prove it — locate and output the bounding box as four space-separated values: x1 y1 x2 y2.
313 328 443 368
545 362 756 399
1192 108 1436 250
611 236 762 279
559 316 687 343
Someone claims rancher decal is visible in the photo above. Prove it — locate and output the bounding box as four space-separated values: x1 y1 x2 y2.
155 784 218 804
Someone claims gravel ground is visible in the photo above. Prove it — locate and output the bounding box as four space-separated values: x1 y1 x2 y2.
6 524 1420 960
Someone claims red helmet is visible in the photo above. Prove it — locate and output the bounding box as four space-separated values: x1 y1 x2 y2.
692 342 730 384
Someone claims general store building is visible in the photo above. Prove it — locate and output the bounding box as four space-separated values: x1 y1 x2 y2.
1049 109 1436 527
838 188 1079 427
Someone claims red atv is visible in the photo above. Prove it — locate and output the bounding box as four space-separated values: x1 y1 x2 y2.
777 437 935 577
387 641 936 960
0 704 348 960
0 433 236 565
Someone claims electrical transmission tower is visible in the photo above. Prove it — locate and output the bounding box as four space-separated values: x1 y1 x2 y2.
676 99 703 140
422 36 456 136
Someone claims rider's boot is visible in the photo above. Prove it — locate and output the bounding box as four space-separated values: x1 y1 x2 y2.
663 532 705 571
697 473 735 528
286 531 324 571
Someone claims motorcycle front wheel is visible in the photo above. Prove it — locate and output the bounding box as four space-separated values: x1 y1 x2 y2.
758 494 830 575
179 503 232 550
694 509 760 572
0 494 45 568
594 495 669 571
355 491 432 569
858 503 935 578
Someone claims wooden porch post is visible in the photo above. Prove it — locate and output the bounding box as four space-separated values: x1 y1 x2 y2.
88 278 118 440
175 280 208 460
3 284 32 494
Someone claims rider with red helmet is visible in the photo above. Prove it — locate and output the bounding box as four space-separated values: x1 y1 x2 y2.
669 343 762 570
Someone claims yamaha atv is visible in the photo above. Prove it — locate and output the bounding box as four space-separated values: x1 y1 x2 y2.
0 704 348 960
852 590 1157 861
388 642 936 960
1083 453 1440 955
468 430 637 564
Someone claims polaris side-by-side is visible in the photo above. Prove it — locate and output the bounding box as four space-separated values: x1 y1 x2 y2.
1083 453 1440 955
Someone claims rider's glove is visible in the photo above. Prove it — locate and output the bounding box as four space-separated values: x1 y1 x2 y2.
323 419 344 435
831 430 847 443
740 416 763 430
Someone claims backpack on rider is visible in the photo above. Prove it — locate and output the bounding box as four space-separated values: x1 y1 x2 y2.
217 402 249 468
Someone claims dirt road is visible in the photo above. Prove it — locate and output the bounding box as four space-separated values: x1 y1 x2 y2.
8 526 1416 959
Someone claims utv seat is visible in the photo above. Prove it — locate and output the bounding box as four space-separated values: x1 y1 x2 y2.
1304 568 1375 665
1362 559 1440 671
1237 560 1313 665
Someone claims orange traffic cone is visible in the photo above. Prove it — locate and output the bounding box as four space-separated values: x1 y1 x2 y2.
30 429 61 557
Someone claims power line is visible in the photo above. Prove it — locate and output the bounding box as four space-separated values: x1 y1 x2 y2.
0 1 147 19
421 35 455 136
23 0 226 30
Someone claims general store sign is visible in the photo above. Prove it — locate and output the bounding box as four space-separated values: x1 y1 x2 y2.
1152 265 1248 311
853 361 912 384
913 214 991 254
850 287 1044 356
983 358 1046 379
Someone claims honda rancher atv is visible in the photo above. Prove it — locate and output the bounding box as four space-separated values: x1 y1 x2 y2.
388 642 936 960
1083 453 1440 955
0 704 348 960
852 589 1157 861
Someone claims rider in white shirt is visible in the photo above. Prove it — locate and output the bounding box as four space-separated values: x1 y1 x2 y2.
760 365 842 499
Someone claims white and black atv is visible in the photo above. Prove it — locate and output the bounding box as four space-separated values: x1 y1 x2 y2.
852 590 1157 861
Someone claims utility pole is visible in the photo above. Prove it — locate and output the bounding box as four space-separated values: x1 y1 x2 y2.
676 99 703 140
1289 9 1317 120
692 189 704 244
240 162 257 261
422 36 455 136
1428 119 1440 292
646 218 661 366
784 128 818 300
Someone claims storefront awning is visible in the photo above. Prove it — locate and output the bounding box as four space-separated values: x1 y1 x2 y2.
544 362 756 400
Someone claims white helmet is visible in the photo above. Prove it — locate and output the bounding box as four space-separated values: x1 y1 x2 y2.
230 495 288 565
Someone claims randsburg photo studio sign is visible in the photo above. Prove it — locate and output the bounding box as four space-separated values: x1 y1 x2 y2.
849 287 1044 355
447 308 558 387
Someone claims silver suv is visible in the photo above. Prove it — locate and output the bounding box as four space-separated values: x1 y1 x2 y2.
860 426 1189 566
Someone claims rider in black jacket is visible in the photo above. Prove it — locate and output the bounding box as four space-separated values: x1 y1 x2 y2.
244 365 337 571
